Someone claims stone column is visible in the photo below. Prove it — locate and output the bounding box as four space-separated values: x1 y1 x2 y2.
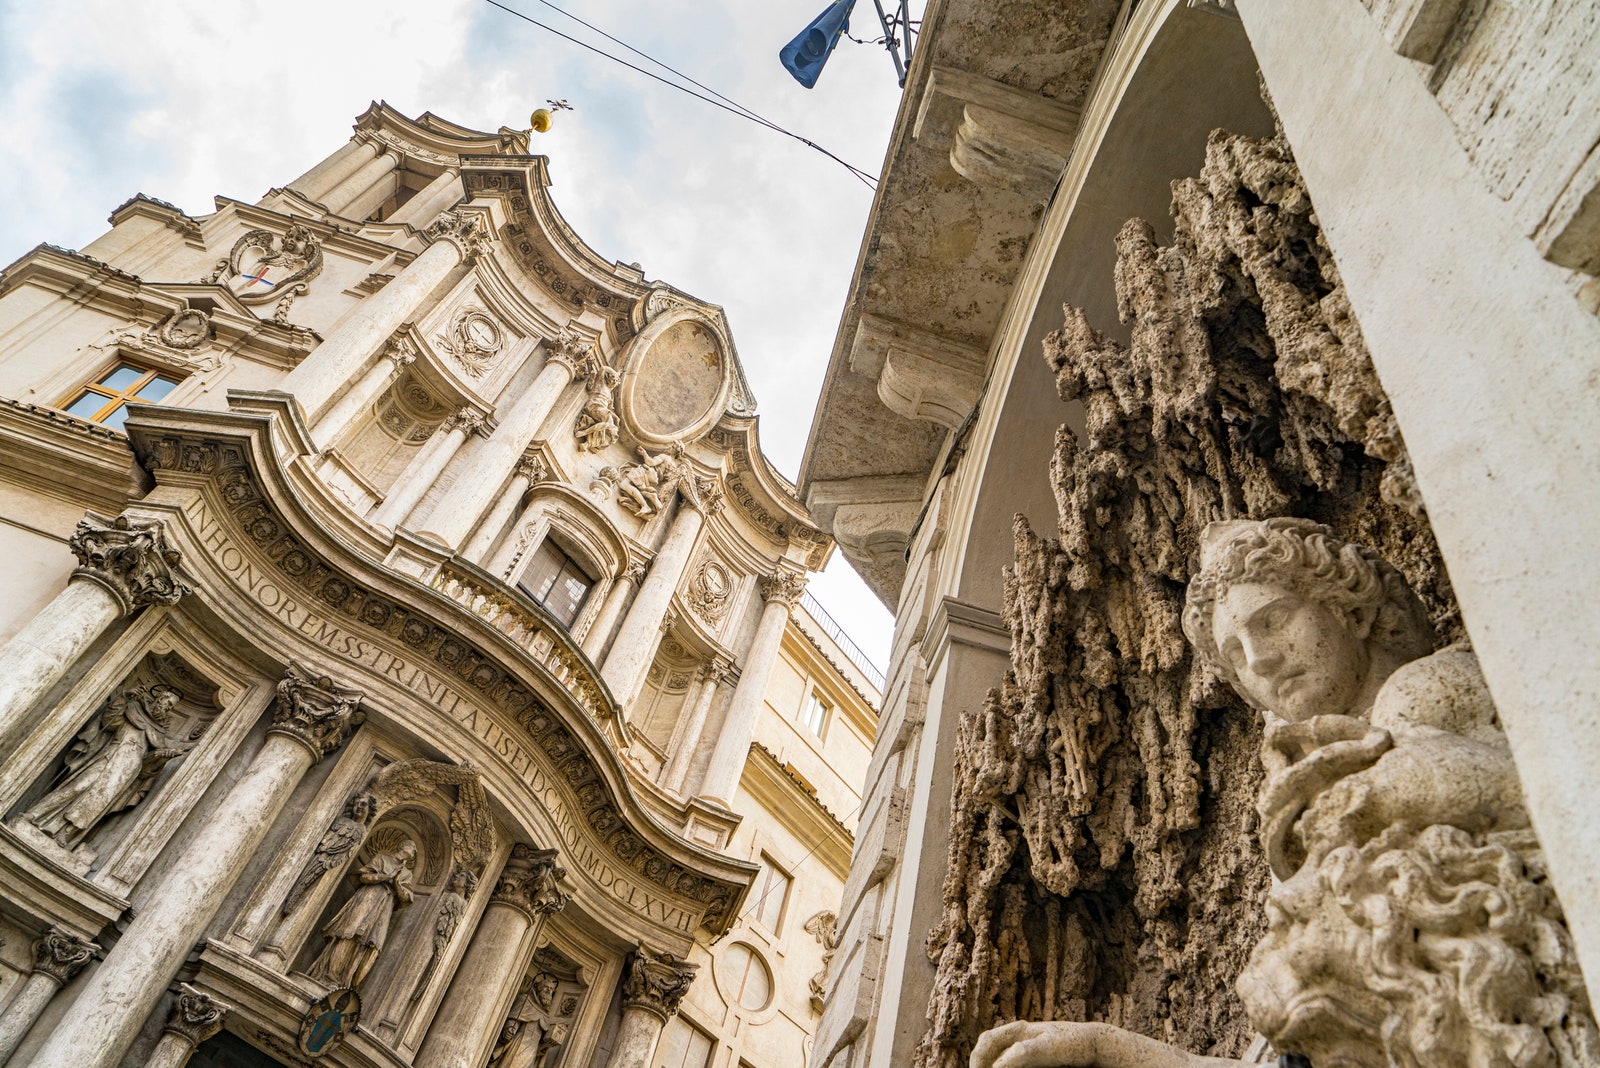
415 334 586 549
369 408 484 533
605 946 698 1068
415 846 571 1068
0 512 191 756
145 984 229 1068
601 502 706 708
323 148 399 218
280 212 487 424
579 561 646 660
699 570 805 807
0 928 98 1062
27 668 363 1068
388 169 462 228
463 454 546 566
288 139 375 204
309 335 415 447
661 659 732 795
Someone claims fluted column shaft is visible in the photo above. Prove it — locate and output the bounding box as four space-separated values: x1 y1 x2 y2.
415 847 568 1068
415 344 580 549
699 573 804 807
601 504 704 708
369 409 481 532
324 150 398 218
309 340 413 447
28 672 362 1068
579 563 644 660
388 169 462 228
0 513 191 756
661 661 729 795
280 216 481 424
289 139 375 203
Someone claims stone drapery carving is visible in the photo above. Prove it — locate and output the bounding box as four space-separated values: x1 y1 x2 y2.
30 927 99 984
306 835 417 990
489 971 573 1068
971 520 1594 1068
22 683 202 848
687 560 733 623
574 348 619 452
918 125 1456 1067
621 945 697 1021
414 867 478 996
436 306 504 378
267 666 365 761
161 983 229 1048
491 844 572 918
617 444 699 517
759 569 806 608
424 210 490 260
226 225 323 305
70 512 193 612
804 910 839 1014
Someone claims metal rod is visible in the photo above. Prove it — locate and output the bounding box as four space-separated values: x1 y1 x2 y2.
871 0 907 85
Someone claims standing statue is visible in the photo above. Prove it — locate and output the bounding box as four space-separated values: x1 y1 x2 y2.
971 518 1596 1068
575 353 621 452
616 443 699 517
23 684 198 848
307 836 416 991
489 971 572 1068
282 793 375 918
414 867 477 996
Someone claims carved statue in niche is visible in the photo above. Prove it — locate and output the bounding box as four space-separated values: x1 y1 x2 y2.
282 793 376 918
575 351 621 452
21 684 201 849
414 867 478 996
489 971 574 1068
306 832 416 991
971 519 1596 1068
617 443 698 517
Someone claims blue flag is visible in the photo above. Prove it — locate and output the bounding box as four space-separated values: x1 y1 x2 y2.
779 0 856 89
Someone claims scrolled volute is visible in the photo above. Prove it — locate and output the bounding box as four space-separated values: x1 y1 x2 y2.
621 944 697 1021
30 926 99 984
162 983 229 1048
69 511 194 612
267 664 364 761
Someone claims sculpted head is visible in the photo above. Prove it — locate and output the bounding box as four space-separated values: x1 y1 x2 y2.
533 972 558 1009
395 838 418 866
1183 519 1434 721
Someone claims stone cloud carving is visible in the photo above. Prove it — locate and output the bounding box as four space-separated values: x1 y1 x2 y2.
970 520 1596 1068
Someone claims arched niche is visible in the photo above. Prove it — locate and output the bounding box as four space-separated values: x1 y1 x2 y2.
617 308 733 447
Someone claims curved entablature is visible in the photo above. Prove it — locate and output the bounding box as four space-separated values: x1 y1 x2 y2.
704 416 834 572
354 100 530 161
121 402 755 938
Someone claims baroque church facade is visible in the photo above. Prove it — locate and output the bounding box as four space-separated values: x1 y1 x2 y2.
0 104 878 1068
801 2 1600 1068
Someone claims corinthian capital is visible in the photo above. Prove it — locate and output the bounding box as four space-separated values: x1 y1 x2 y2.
491 844 572 919
759 569 806 608
424 210 491 261
69 511 194 613
31 927 99 984
162 983 229 1048
545 328 593 374
268 663 365 761
621 944 698 1021
442 408 486 436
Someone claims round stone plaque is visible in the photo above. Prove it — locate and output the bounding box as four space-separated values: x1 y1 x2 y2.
620 312 729 445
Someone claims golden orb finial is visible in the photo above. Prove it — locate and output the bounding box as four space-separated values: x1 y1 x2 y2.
527 99 573 135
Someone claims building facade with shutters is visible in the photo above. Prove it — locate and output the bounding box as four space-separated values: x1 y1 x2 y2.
0 103 877 1068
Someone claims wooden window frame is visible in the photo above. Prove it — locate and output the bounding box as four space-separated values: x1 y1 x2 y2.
57 361 183 428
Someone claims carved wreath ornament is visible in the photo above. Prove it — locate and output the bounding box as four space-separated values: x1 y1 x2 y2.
436 306 505 378
688 560 733 622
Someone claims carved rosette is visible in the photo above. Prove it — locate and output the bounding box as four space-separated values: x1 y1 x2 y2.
621 945 698 1022
31 927 99 985
69 511 194 613
162 983 229 1048
492 845 572 920
267 666 364 761
759 569 806 608
424 211 491 261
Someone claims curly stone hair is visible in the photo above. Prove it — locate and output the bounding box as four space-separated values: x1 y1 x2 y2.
1182 517 1435 707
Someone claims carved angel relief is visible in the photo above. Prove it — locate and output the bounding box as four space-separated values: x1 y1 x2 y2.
225 225 323 306
616 443 698 518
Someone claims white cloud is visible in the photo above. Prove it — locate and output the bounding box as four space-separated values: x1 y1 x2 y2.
0 0 899 669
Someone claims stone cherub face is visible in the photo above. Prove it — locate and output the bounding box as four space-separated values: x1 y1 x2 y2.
1183 518 1434 723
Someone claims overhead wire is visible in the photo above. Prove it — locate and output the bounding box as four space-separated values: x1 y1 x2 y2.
482 0 880 190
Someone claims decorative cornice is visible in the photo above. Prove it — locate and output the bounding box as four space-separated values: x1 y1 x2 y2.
745 742 853 880
108 193 203 242
30 926 99 984
69 511 195 614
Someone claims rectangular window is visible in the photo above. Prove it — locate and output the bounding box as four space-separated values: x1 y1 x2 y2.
59 362 183 430
517 538 594 629
798 689 830 738
752 854 791 933
655 1016 714 1068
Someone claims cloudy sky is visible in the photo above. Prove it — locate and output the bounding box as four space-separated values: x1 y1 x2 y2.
0 0 903 671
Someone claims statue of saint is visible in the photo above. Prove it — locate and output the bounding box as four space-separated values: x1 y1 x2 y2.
971 519 1592 1068
575 354 621 452
307 837 416 991
23 684 195 848
489 971 570 1068
281 792 375 918
617 443 698 517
